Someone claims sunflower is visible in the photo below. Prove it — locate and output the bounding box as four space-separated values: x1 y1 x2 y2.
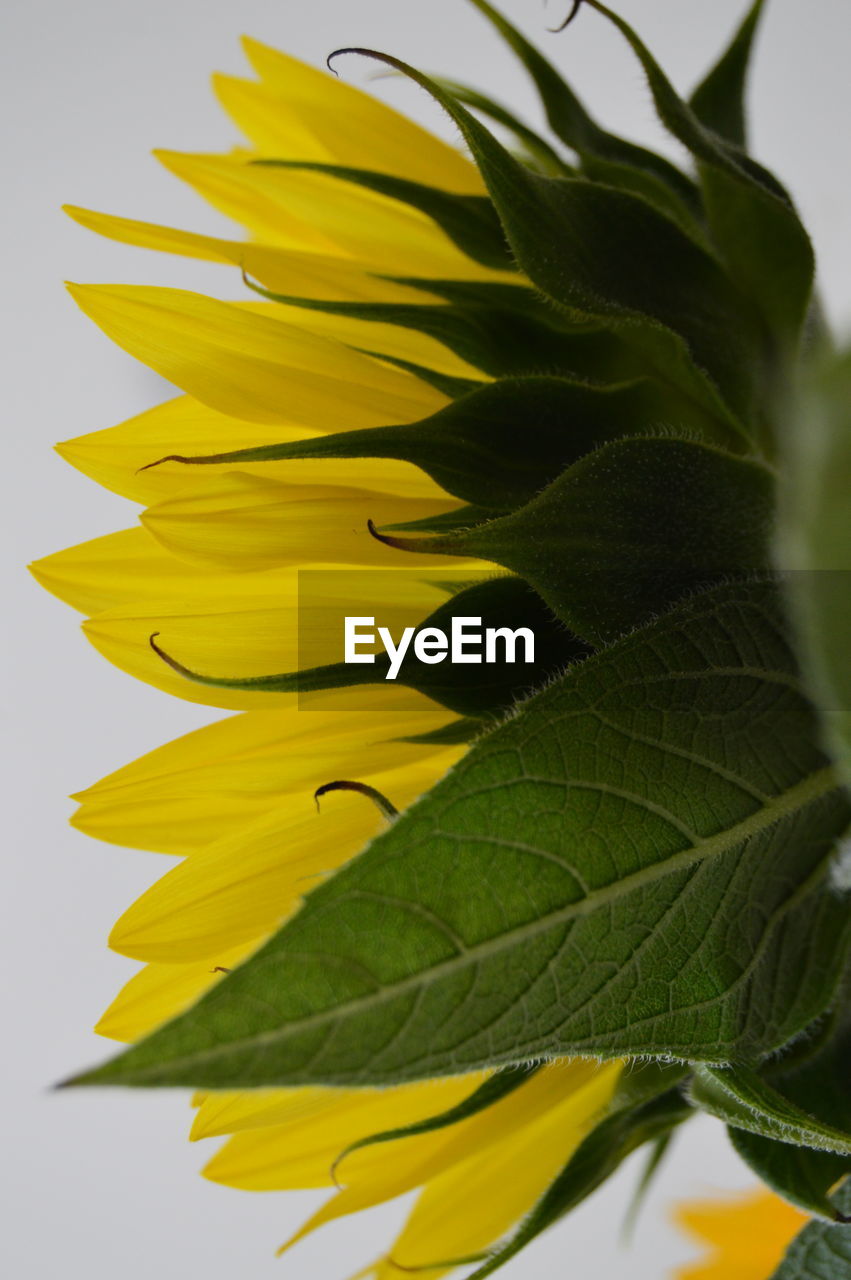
32 10 626 1274
36 0 851 1275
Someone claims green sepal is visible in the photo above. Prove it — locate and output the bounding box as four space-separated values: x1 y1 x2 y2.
582 1 788 202
148 574 586 719
621 1132 677 1241
434 77 573 177
148 376 727 513
352 350 481 400
252 159 512 270
770 1181 851 1278
689 1063 851 1156
384 276 757 433
585 0 814 351
242 275 634 383
386 504 495 536
331 47 764 432
688 0 765 148
374 436 775 644
466 1077 691 1277
464 0 702 223
397 716 486 746
331 1063 540 1184
65 581 851 1091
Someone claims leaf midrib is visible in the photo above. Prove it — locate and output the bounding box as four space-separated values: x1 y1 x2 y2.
118 764 838 1080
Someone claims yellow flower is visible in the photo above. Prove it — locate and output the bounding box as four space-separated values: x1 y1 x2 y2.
36 29 623 1276
674 1189 808 1280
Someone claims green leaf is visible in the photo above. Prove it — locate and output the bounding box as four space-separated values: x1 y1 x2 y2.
464 0 702 224
770 1181 851 1278
466 1079 691 1277
330 48 759 434
689 1063 851 1155
149 376 731 512
147 574 586 719
729 1011 851 1220
67 581 851 1090
689 0 765 148
778 349 851 788
375 436 775 644
585 0 814 350
730 1127 849 1222
253 159 512 271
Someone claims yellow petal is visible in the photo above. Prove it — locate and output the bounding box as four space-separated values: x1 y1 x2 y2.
109 750 457 962
199 1073 487 1188
67 284 446 425
64 206 442 304
221 38 483 195
674 1189 808 1280
32 526 459 709
212 68 326 160
373 1062 622 1277
205 1059 613 1255
142 472 460 572
56 395 448 506
95 944 255 1041
73 690 457 853
32 526 213 616
155 151 508 282
155 147 335 255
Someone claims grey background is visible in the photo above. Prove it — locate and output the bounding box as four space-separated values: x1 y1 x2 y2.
3 0 850 1276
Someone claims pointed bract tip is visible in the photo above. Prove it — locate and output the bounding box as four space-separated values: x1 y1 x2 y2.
366 516 414 552
54 1066 100 1090
314 779 399 819
366 516 393 547
367 517 448 557
136 454 187 473
326 46 379 75
549 0 584 33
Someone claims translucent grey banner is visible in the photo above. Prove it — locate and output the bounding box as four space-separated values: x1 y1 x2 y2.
294 569 851 716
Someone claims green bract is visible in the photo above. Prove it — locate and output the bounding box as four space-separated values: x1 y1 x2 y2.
68 2 851 1274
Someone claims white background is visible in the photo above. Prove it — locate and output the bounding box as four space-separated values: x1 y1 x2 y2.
3 0 851 1276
